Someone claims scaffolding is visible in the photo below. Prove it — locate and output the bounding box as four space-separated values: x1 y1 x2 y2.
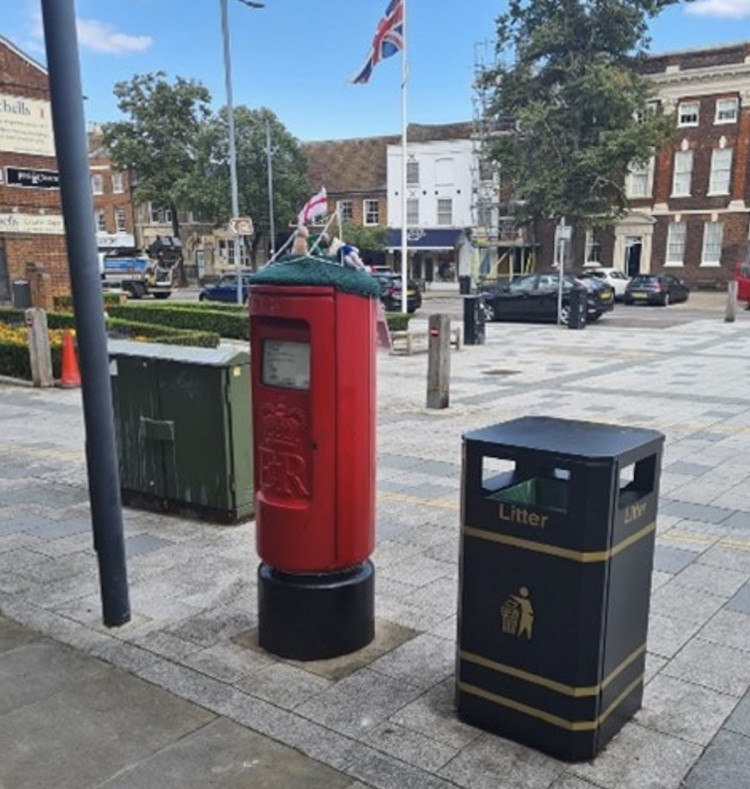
471 40 536 283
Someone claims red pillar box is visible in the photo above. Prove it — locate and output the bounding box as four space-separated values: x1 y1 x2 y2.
249 257 380 660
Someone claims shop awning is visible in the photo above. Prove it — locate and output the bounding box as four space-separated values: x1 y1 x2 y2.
386 228 461 251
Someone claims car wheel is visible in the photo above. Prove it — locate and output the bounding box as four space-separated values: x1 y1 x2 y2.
559 305 571 325
198 293 206 302
662 292 670 307
482 302 497 322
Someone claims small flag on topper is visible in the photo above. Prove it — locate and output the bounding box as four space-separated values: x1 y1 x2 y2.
351 0 404 85
298 187 327 224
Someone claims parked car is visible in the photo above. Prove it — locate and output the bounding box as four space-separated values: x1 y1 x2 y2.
624 274 689 306
372 272 422 313
198 273 253 303
579 267 630 301
480 271 614 325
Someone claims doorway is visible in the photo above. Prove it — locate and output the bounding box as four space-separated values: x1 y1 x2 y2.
625 237 642 278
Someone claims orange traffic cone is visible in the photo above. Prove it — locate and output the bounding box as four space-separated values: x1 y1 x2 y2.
58 330 81 388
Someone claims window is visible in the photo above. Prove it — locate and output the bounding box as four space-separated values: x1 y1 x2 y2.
406 198 419 227
437 198 453 226
363 199 379 226
91 174 103 195
337 200 353 221
701 221 723 266
666 222 686 266
709 148 732 195
114 207 127 232
406 161 419 185
148 203 173 224
715 98 738 124
672 150 693 197
585 230 601 264
626 161 651 198
111 172 124 194
94 209 106 232
678 101 700 127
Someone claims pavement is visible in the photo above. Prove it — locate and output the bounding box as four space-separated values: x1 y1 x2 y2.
3 289 750 788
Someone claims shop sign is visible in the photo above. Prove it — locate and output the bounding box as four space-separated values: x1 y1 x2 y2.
5 167 60 189
0 213 64 235
0 95 55 157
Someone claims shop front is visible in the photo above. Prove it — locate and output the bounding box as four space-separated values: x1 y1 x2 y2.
386 228 461 285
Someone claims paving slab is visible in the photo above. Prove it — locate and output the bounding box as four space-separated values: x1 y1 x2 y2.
4 311 750 787
0 616 356 789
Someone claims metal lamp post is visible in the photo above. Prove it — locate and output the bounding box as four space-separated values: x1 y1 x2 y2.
219 0 264 304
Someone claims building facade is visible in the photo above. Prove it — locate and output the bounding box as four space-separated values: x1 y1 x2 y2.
533 42 750 287
0 36 68 301
386 135 473 282
636 42 750 287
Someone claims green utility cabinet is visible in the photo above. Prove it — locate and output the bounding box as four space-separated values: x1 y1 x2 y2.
108 340 253 524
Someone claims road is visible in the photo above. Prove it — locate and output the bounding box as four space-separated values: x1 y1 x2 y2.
415 288 741 330
169 284 745 330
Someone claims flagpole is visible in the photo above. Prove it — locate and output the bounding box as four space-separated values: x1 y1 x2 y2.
400 0 408 313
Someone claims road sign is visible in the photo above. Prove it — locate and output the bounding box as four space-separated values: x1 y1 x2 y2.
230 216 254 236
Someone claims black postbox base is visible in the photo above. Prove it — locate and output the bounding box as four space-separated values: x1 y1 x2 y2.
258 560 375 660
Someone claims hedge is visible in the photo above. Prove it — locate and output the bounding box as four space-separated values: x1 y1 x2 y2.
53 292 125 311
106 303 247 340
0 308 220 381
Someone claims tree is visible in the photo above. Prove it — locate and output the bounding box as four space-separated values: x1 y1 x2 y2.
485 0 686 233
338 222 387 253
102 72 213 281
200 106 310 266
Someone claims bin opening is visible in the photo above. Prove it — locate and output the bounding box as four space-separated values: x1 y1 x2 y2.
488 476 569 513
618 455 656 509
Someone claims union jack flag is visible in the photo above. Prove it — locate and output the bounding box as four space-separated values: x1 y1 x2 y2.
351 0 404 85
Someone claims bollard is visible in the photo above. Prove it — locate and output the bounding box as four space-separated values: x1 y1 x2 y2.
725 280 738 323
426 313 451 409
25 308 54 387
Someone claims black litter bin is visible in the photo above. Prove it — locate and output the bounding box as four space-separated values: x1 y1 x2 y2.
459 275 472 295
567 287 587 329
463 295 485 345
12 280 31 309
457 416 664 761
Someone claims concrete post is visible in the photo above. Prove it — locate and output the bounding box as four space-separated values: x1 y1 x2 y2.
25 308 54 388
725 280 738 323
426 313 451 409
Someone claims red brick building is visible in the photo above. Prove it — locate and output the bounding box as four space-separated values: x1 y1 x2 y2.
0 35 68 302
0 37 138 304
551 42 750 288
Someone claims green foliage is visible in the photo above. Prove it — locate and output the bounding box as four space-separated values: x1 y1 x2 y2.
340 222 388 252
53 293 124 311
102 72 214 236
0 308 219 382
486 0 683 227
385 312 411 332
193 106 310 266
106 303 247 340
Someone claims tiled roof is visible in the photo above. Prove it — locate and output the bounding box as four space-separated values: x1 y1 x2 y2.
304 135 399 194
303 121 473 195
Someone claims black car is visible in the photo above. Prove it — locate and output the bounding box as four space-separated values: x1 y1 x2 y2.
624 274 689 306
372 272 422 313
480 272 614 324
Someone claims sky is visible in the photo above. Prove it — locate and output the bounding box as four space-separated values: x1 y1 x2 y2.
6 0 750 144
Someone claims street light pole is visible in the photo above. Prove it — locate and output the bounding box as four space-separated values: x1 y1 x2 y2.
266 118 276 257
219 0 242 304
